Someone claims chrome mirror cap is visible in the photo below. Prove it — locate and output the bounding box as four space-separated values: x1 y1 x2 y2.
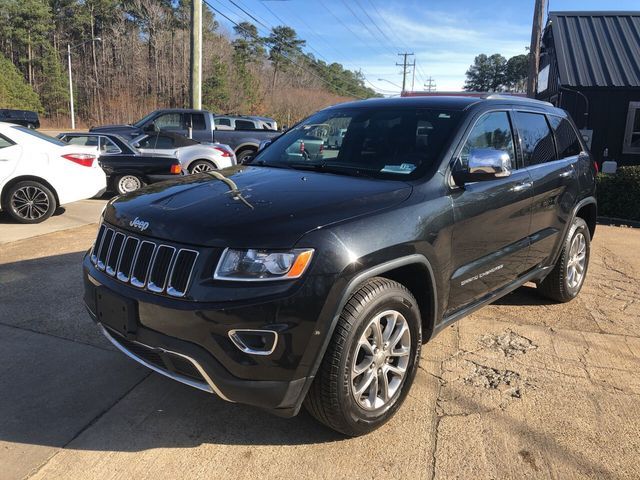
468 148 512 177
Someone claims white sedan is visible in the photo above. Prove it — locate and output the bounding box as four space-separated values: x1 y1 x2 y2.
131 132 236 173
0 123 106 223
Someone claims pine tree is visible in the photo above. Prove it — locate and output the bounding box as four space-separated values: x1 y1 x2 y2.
0 52 42 110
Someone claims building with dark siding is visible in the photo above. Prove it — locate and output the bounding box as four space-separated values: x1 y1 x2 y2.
537 11 640 166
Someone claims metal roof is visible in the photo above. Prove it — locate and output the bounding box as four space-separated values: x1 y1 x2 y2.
547 11 640 88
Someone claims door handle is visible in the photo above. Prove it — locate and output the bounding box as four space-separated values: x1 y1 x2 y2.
559 168 574 178
510 181 533 192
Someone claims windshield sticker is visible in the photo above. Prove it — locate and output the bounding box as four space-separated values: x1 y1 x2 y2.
381 163 416 174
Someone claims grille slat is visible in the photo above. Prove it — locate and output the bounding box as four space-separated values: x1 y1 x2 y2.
91 224 198 298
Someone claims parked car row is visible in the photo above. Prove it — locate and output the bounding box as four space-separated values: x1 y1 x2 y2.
90 108 280 163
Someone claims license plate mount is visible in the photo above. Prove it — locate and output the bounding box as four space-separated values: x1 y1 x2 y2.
96 287 138 337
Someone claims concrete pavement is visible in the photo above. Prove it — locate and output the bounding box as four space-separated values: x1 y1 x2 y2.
0 220 639 479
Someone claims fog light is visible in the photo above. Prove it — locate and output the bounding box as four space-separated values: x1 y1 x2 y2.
228 329 278 356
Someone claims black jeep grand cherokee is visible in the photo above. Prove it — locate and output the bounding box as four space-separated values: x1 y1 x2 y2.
83 95 596 436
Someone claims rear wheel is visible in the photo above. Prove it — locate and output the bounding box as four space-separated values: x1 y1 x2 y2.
4 180 57 223
115 174 144 195
189 160 216 174
304 277 422 436
538 217 590 302
236 149 256 164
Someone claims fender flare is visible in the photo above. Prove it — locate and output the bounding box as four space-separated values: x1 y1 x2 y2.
549 196 597 267
301 254 438 393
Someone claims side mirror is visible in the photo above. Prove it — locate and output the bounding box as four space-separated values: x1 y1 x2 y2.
258 140 272 152
453 148 512 185
143 122 156 133
132 142 141 148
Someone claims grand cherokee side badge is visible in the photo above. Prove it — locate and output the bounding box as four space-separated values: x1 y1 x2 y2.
129 217 150 231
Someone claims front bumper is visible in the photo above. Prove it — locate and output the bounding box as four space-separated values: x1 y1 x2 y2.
83 250 334 417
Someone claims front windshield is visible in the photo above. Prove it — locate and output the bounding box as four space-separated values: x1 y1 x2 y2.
252 107 462 179
132 111 157 128
12 126 66 146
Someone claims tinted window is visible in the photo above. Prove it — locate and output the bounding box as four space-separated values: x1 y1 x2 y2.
215 118 231 126
235 119 256 130
191 113 206 130
154 113 182 130
0 134 14 148
515 112 556 166
547 116 581 158
154 135 175 149
460 111 515 169
254 108 462 180
67 135 98 147
101 138 121 154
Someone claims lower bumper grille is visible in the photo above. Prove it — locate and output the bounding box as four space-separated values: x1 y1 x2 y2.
100 325 215 392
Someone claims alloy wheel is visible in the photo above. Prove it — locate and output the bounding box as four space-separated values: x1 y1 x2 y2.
351 310 411 410
10 185 50 221
191 162 214 173
566 232 587 289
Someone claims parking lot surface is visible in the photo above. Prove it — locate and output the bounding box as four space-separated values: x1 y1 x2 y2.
1 207 639 479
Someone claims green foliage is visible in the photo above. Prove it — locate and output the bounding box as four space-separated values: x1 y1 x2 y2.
596 167 640 221
0 52 42 111
309 58 377 98
464 52 528 93
39 45 69 117
232 22 265 64
202 56 229 112
264 25 305 72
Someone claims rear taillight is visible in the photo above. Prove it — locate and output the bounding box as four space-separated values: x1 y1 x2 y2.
170 164 182 174
62 153 96 167
213 146 231 157
319 143 324 154
594 161 599 173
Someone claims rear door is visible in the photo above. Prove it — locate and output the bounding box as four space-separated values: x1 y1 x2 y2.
448 110 533 313
514 111 580 268
0 133 22 183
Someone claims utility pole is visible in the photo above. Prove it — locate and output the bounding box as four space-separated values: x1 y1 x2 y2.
190 0 202 109
396 52 414 93
527 0 547 98
424 77 436 92
67 44 75 130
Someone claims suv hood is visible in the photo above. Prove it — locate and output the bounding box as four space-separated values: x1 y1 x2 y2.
103 166 412 248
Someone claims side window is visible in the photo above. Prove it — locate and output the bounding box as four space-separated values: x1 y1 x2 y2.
0 134 15 148
623 101 640 154
235 119 256 130
154 113 182 130
154 135 175 149
67 136 98 147
460 111 516 169
515 112 556 166
548 116 582 158
136 136 153 148
215 118 231 127
101 138 121 154
191 113 206 130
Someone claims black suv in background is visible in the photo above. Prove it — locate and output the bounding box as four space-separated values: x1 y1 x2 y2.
0 109 40 129
83 95 596 436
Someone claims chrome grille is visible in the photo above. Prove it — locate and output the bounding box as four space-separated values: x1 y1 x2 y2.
91 224 198 298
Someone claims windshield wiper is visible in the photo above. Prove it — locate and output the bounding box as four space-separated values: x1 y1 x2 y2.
288 162 375 178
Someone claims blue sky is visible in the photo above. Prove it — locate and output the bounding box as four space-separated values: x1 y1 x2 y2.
208 0 640 94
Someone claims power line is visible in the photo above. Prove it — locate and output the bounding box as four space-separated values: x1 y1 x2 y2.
396 52 414 92
204 0 366 98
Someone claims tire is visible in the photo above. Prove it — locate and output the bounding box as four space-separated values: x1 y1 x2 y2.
189 159 216 174
304 277 422 436
3 180 57 224
538 217 590 302
115 174 144 195
236 149 256 164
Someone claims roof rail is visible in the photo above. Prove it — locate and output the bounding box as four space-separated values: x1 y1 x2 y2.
483 94 554 107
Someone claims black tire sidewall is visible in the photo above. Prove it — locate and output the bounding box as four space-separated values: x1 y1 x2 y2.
236 150 255 163
5 181 56 224
337 286 422 434
562 219 590 298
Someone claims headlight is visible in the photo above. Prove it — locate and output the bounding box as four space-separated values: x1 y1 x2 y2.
214 248 314 281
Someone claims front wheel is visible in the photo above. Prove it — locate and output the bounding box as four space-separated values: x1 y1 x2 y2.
538 217 590 302
4 180 57 223
304 277 422 436
236 149 256 164
115 174 144 195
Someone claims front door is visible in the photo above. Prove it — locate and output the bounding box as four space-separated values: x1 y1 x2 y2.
0 133 23 183
447 110 533 314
